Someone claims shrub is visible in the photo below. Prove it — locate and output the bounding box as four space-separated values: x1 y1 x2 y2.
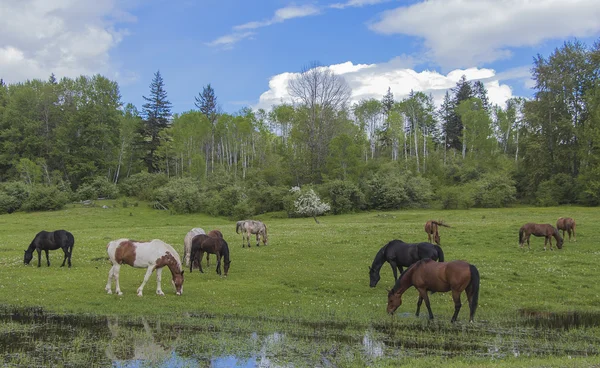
154 178 202 214
365 175 408 210
76 183 97 201
119 172 168 201
0 192 20 214
438 185 474 210
472 174 516 208
535 180 559 207
322 180 365 214
0 181 30 212
290 187 331 222
405 176 434 208
247 185 287 214
21 185 69 212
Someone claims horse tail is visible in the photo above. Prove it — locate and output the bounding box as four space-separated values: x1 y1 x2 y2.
433 244 444 262
433 221 451 228
468 264 480 319
236 222 241 234
519 227 524 245
67 231 75 253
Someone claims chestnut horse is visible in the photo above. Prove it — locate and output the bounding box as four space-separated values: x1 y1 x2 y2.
519 223 563 250
204 229 224 266
24 230 74 268
556 217 576 242
190 235 231 276
105 239 184 296
424 220 450 246
387 259 480 323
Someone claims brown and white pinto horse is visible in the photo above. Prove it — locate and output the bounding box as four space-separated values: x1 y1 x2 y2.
424 220 450 246
556 217 576 242
519 223 564 250
105 239 184 297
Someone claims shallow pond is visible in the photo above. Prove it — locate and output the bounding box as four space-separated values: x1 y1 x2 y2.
1 306 599 367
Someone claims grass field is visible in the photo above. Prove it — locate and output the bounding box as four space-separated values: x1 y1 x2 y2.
1 202 599 367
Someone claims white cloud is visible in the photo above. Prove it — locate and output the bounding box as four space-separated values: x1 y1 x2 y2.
0 0 135 83
209 5 320 47
369 0 600 68
254 59 518 111
330 0 392 9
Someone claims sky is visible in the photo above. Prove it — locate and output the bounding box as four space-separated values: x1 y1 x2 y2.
1 0 600 114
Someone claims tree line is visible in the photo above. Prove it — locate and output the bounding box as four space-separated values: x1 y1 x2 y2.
0 40 599 217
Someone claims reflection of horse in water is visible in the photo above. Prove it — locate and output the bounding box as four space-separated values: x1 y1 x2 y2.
105 317 174 364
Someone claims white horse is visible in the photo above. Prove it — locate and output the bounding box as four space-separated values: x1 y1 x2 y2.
236 220 268 248
105 239 184 297
183 228 205 267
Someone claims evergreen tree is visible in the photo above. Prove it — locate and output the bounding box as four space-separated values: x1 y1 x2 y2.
473 81 491 114
381 87 394 116
195 84 218 173
445 75 473 150
140 70 172 172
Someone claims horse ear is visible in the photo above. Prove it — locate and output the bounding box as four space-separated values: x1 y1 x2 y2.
181 270 185 276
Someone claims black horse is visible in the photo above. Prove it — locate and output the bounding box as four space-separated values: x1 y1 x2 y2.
24 230 75 268
369 240 444 287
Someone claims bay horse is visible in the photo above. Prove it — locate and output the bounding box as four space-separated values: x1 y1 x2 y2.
369 240 444 287
387 259 480 323
24 230 74 268
519 223 563 250
105 239 184 296
556 217 576 242
236 220 268 247
204 229 224 266
189 235 231 276
183 228 205 267
424 220 450 246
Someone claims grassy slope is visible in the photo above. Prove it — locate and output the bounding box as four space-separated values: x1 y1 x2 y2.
1 202 599 366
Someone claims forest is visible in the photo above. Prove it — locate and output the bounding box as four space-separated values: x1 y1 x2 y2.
0 40 599 218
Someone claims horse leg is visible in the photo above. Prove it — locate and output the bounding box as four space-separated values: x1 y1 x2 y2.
389 261 398 281
68 244 73 268
198 251 205 273
60 247 68 267
415 296 423 317
572 227 576 242
450 290 462 323
36 249 42 267
105 265 115 294
155 267 165 296
137 266 156 297
113 264 123 296
45 249 50 267
206 252 210 266
255 233 260 247
419 289 434 320
216 253 222 276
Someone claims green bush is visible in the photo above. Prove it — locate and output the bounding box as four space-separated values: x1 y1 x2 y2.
0 181 30 212
21 185 69 212
0 192 20 214
472 174 516 208
119 172 168 201
247 185 287 214
322 180 365 214
76 183 97 201
154 178 202 214
535 180 559 207
365 175 408 210
438 185 474 210
405 176 434 208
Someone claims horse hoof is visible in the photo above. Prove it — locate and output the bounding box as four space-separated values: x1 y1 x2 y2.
137 293 143 297
106 289 112 295
157 291 165 296
117 291 123 296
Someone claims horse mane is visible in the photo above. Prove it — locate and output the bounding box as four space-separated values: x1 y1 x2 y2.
553 226 563 241
221 239 230 262
391 258 434 294
159 241 182 271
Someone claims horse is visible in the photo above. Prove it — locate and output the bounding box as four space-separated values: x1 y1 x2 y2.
189 235 231 276
183 228 205 268
203 229 224 266
387 259 480 323
236 220 268 247
369 240 444 287
105 239 184 296
519 223 564 250
24 230 74 268
556 217 576 242
424 220 450 246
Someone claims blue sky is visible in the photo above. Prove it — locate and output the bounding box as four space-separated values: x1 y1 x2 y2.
2 0 600 114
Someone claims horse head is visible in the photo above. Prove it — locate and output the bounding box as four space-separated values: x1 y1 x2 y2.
387 289 402 314
224 260 231 276
172 270 184 296
434 233 441 245
369 266 380 288
23 249 33 265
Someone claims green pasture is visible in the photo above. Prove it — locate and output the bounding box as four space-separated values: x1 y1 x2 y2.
1 203 599 366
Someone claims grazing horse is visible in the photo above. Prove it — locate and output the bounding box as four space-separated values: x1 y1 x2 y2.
369 240 444 287
204 229 224 266
424 220 450 246
556 217 576 242
236 220 268 248
387 259 480 323
190 235 231 276
183 228 205 268
519 223 564 250
24 230 74 268
105 239 184 296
